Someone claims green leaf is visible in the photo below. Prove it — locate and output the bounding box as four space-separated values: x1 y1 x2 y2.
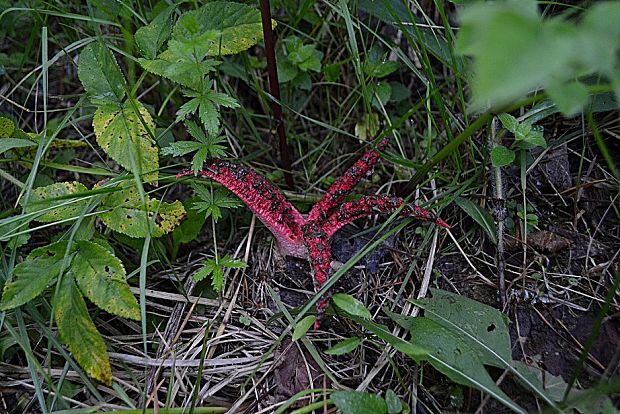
138 55 218 91
332 293 372 319
162 121 227 172
172 198 207 246
72 240 140 320
519 126 547 149
93 100 159 183
177 85 239 136
412 289 512 367
406 317 518 410
218 255 247 269
331 391 387 414
0 241 74 310
78 42 126 105
99 184 186 238
497 113 519 133
349 311 526 413
363 45 399 78
292 315 316 341
21 181 90 223
191 184 241 222
371 81 392 109
547 80 589 117
54 273 112 385
385 389 403 414
135 5 174 59
456 0 620 111
455 197 497 244
491 146 515 167
173 1 270 56
0 138 37 155
324 337 361 355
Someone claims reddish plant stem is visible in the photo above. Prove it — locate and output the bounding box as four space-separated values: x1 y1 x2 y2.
322 195 449 238
259 0 294 189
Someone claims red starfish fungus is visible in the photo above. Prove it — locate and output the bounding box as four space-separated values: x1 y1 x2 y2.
177 139 449 327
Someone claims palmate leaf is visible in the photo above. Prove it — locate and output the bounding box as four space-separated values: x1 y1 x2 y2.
78 42 126 105
93 100 159 183
54 273 112 385
99 184 185 238
175 84 239 136
192 254 246 291
0 241 74 310
21 181 91 223
138 54 219 91
73 240 140 320
173 1 271 56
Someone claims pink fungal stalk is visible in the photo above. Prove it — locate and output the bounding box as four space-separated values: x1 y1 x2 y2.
177 139 449 328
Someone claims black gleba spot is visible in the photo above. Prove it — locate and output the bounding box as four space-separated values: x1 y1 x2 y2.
487 323 496 332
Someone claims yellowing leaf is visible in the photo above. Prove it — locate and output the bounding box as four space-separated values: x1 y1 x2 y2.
73 240 140 320
93 100 159 183
21 182 90 223
0 241 73 310
54 273 112 385
173 2 272 56
99 184 185 238
0 116 15 138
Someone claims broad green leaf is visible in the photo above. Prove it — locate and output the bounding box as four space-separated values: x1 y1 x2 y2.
78 42 126 105
385 389 403 414
455 197 497 244
135 5 174 59
350 312 525 413
21 181 90 223
331 391 387 414
332 293 372 319
292 315 316 341
0 241 73 310
93 100 159 183
54 273 112 385
72 240 140 320
406 317 519 411
0 138 36 155
0 116 15 137
547 81 589 117
497 113 519 133
412 289 512 367
512 360 569 403
99 184 185 238
491 146 515 167
324 337 361 355
173 1 270 56
457 0 620 112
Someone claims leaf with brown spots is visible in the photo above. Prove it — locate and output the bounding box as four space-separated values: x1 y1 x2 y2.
72 240 140 320
93 100 159 183
21 182 90 223
99 184 185 238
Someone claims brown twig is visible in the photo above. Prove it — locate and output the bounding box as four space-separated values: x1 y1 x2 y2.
259 0 294 189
